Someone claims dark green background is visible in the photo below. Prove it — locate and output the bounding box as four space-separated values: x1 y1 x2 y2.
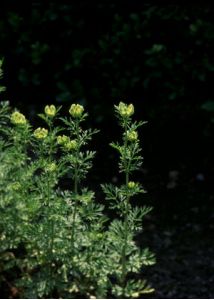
0 3 213 298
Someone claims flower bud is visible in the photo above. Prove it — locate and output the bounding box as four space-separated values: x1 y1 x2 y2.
118 102 134 117
11 111 27 125
128 181 137 189
57 135 77 151
44 162 57 173
34 127 48 139
118 102 127 116
57 135 70 145
64 139 78 151
44 105 56 117
69 104 84 118
127 130 138 141
127 104 134 116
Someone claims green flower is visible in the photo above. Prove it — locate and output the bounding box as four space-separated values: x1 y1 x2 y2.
57 135 77 151
44 162 57 173
34 127 48 139
69 104 84 118
127 130 138 141
118 102 134 117
128 181 137 189
57 135 70 145
44 105 56 117
64 139 78 151
11 111 27 125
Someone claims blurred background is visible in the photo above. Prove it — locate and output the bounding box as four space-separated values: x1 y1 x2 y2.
0 2 213 298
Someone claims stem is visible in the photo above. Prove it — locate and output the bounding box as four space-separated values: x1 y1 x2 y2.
121 120 130 293
47 175 53 275
46 120 55 282
71 119 80 263
71 166 78 259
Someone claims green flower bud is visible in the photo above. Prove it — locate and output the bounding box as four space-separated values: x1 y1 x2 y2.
127 103 134 116
44 105 56 117
44 162 57 173
127 130 138 141
64 139 78 151
69 104 84 118
57 135 70 145
118 102 134 117
118 102 127 116
57 135 77 151
128 181 137 189
11 111 27 125
34 127 48 139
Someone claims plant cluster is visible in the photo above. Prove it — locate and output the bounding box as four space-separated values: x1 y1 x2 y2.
0 60 155 298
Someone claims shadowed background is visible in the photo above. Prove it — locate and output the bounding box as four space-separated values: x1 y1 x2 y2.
0 2 213 298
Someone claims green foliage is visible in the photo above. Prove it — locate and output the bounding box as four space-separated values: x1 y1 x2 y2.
0 64 154 298
101 102 155 298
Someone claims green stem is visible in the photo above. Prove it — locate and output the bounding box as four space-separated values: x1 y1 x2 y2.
47 120 55 281
71 165 78 258
47 173 55 299
71 119 80 263
47 176 52 271
121 120 130 293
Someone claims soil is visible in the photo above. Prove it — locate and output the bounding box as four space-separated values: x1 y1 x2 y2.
142 208 214 298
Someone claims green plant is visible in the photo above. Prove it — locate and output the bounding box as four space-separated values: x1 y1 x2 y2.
0 101 105 298
102 102 155 298
0 60 155 299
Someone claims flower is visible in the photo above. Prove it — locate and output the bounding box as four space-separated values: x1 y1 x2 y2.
118 102 134 117
64 139 78 151
57 135 77 151
34 127 48 139
128 181 137 189
44 105 56 117
11 111 27 125
126 104 134 116
69 104 84 118
57 135 70 145
44 162 57 173
127 130 138 141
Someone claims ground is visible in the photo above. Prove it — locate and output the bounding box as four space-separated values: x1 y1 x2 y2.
143 206 214 298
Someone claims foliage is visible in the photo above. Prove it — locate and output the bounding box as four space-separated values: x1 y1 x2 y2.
102 102 155 298
0 61 154 298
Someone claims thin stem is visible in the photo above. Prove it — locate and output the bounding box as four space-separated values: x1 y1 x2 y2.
71 169 78 259
71 119 80 262
47 173 55 298
47 176 52 273
49 173 54 259
46 120 55 283
121 120 130 293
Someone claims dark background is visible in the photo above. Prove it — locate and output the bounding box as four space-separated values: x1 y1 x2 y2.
0 2 214 298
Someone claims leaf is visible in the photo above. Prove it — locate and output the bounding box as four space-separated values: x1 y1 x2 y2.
37 113 48 122
141 248 156 266
110 141 122 153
